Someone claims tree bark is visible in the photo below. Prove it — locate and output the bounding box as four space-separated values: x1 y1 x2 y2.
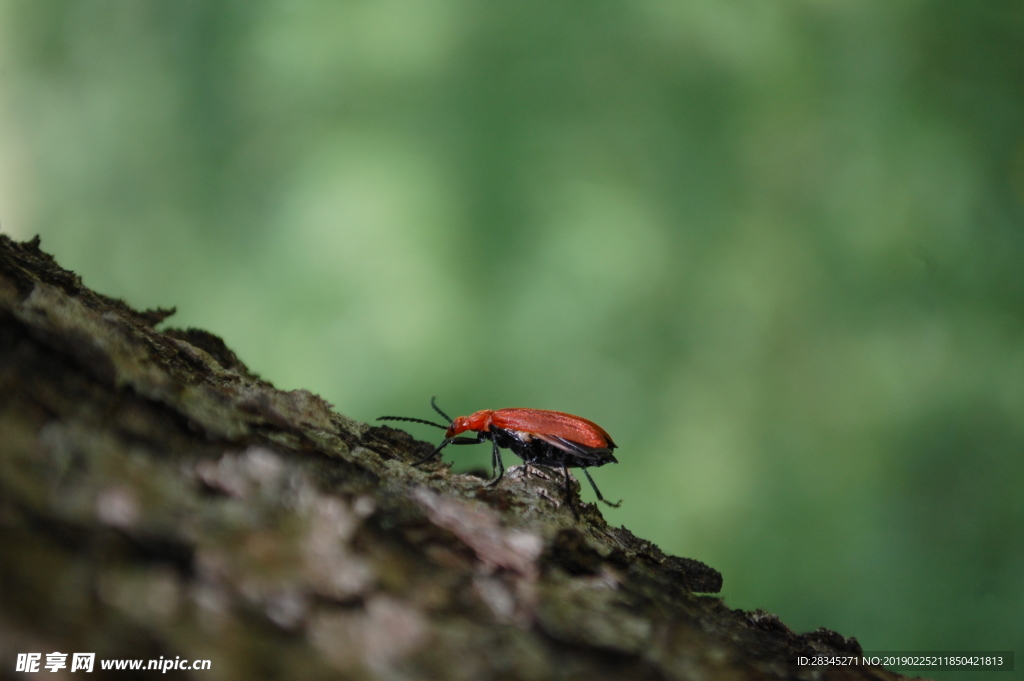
0 234 913 680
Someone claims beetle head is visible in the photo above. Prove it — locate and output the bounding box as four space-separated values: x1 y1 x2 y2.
445 415 472 439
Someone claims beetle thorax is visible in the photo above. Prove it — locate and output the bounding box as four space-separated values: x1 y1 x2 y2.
445 410 494 438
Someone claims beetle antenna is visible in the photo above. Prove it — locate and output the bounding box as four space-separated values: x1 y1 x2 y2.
377 416 449 430
430 396 453 424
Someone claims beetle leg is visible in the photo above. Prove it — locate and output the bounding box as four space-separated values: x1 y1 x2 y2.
449 436 487 445
562 465 578 519
485 440 505 487
582 468 622 508
414 434 486 466
412 438 454 466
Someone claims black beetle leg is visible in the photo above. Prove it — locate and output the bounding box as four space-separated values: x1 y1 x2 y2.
412 435 485 466
485 440 505 487
412 438 453 466
562 465 578 519
582 468 622 508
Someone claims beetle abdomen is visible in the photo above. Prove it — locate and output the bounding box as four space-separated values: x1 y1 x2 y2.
489 427 618 469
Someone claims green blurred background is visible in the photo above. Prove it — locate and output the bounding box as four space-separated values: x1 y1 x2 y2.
1 1 1022 678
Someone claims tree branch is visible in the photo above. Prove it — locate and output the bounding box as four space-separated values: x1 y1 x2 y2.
0 234 912 680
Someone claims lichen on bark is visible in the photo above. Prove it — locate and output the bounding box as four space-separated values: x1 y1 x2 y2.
0 234 915 680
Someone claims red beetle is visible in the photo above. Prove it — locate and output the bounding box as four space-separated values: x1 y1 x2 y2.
378 398 621 511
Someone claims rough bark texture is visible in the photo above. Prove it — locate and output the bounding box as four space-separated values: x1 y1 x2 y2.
0 235 915 680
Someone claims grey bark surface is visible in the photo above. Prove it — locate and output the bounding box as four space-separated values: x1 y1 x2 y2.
0 235 916 680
